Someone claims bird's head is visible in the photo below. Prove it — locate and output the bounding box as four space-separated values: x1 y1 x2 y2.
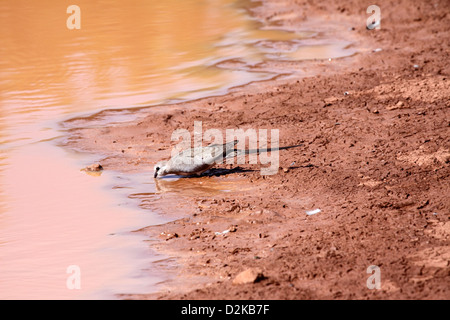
153 161 168 179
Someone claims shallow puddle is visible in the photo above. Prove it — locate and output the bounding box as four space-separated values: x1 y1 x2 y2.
0 144 171 299
0 0 356 298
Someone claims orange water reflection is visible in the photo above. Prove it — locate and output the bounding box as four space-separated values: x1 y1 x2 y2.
1 0 270 116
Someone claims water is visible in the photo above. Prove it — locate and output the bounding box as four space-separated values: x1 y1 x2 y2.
0 0 355 299
0 144 169 299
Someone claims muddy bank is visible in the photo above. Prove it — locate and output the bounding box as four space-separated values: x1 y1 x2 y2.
64 0 450 299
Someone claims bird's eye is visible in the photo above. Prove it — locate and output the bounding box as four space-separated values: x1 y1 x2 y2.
155 167 160 171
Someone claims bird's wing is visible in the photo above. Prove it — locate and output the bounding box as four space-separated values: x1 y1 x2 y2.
169 140 238 173
202 140 238 164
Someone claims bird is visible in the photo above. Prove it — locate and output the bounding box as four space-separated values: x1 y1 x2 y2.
153 140 303 178
153 140 239 178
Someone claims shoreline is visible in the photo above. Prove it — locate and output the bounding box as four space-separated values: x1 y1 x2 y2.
64 0 449 299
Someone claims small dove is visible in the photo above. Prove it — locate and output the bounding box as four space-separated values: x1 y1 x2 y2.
154 140 238 178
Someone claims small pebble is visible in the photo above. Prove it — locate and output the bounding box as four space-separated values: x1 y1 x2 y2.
306 208 321 216
82 163 103 172
232 268 264 285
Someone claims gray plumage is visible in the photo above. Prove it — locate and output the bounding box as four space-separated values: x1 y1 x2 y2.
154 140 238 178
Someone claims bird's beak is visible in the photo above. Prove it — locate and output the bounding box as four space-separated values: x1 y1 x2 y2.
154 171 158 179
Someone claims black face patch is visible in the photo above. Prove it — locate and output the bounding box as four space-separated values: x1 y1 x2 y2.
154 167 160 178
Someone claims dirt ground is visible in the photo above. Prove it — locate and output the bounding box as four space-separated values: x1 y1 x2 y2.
63 0 449 299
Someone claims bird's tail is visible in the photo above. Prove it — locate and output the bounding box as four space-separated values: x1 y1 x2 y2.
227 143 303 158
